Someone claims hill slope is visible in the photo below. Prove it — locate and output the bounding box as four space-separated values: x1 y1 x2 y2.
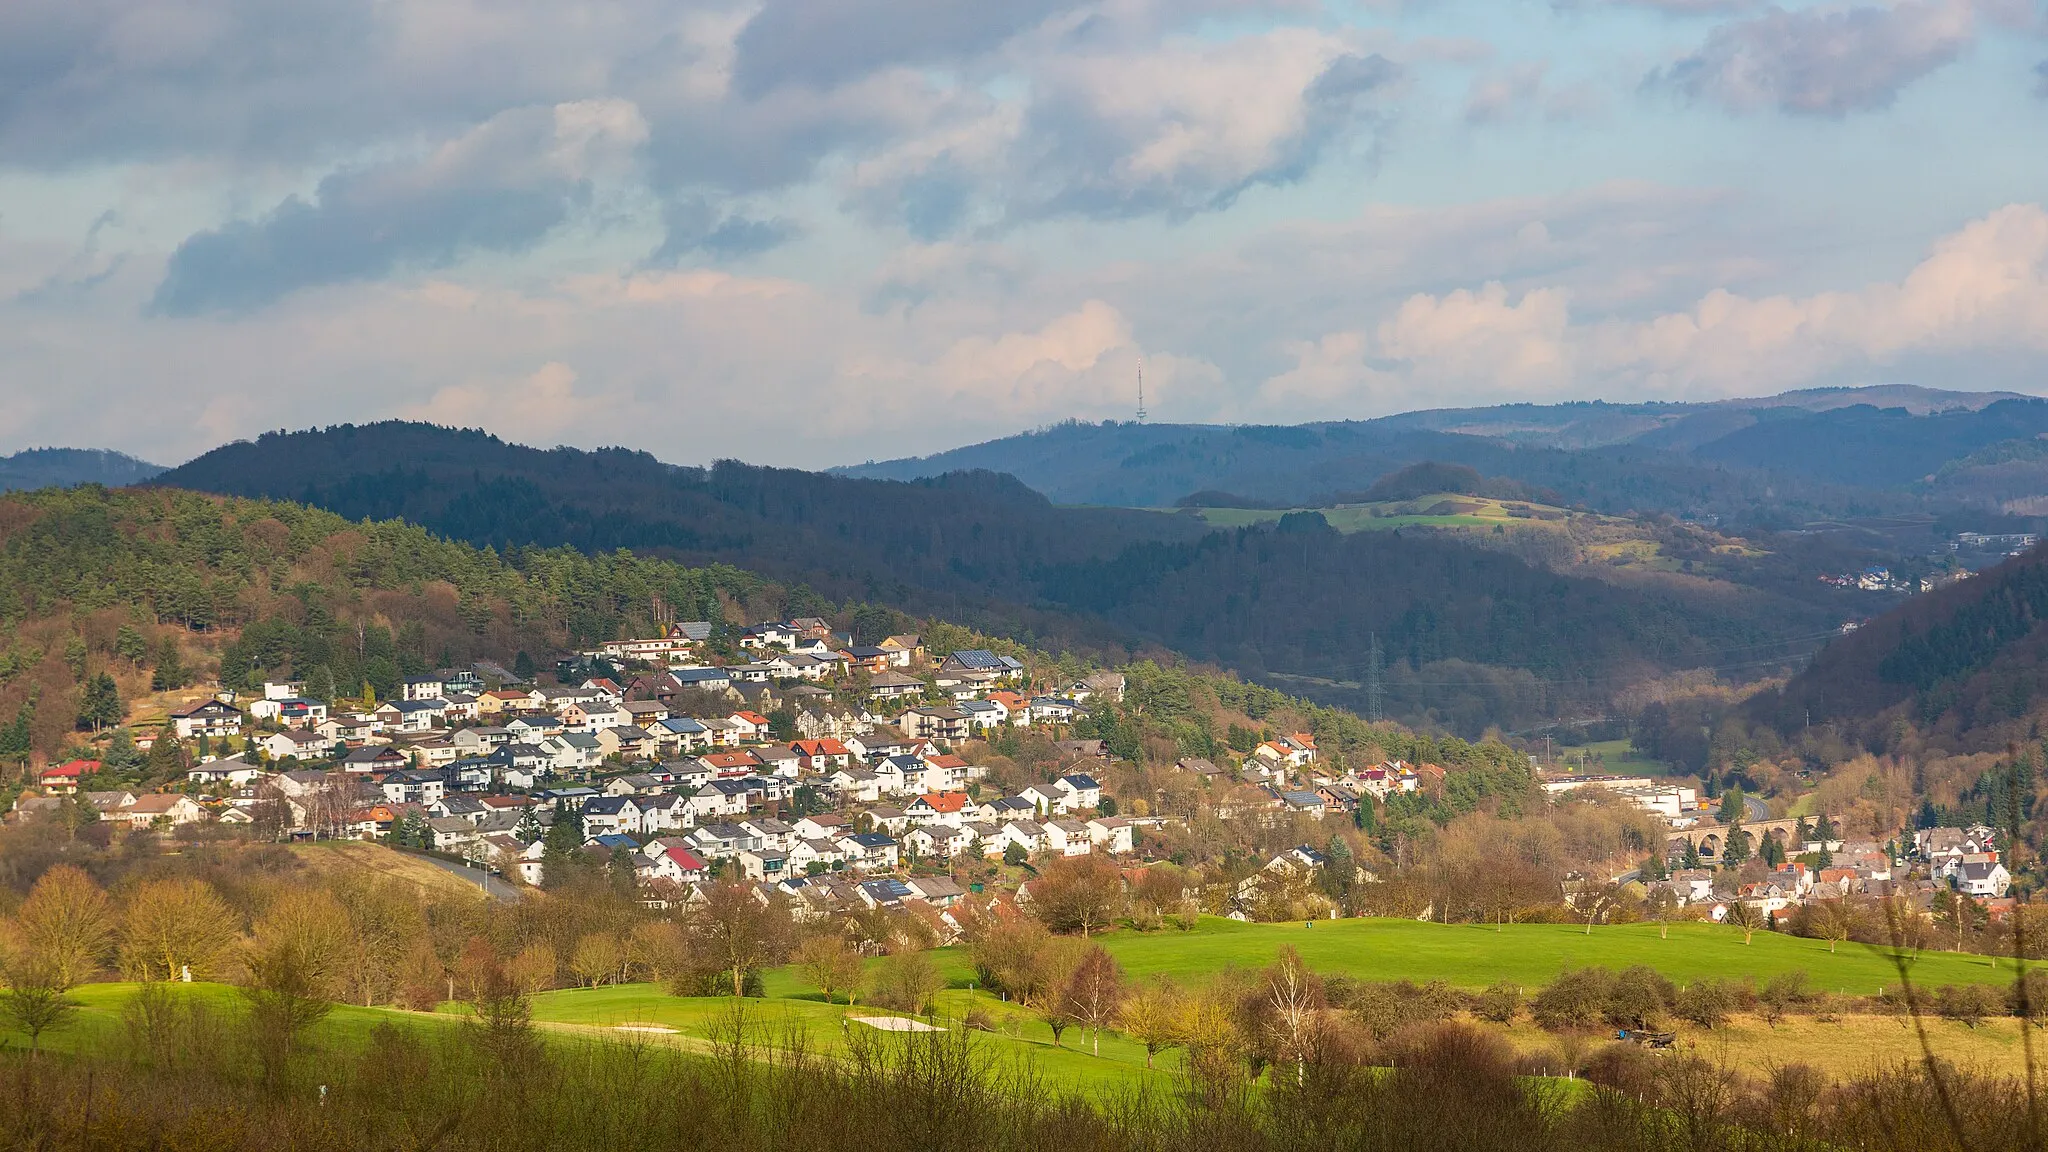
1749 542 2048 752
150 423 1835 734
0 448 162 493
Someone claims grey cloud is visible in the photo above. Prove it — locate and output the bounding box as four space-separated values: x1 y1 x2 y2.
1651 1 1974 116
649 198 803 264
847 44 1400 232
152 103 642 314
0 0 681 168
731 0 1079 97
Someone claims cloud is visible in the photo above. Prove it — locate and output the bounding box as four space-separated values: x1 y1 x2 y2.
729 0 1081 97
1651 1 1976 115
151 100 647 314
1465 63 1549 123
649 198 802 264
848 30 1400 230
1260 203 2048 413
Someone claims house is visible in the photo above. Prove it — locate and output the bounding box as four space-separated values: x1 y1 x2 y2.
541 731 605 773
939 650 1026 678
487 834 547 886
36 760 96 794
977 795 1037 823
898 706 970 744
865 805 912 835
877 634 925 667
170 699 242 739
379 769 446 807
755 745 803 778
906 791 972 826
319 716 380 747
188 754 267 787
261 729 332 761
865 671 926 700
841 646 893 673
596 725 657 761
699 750 762 777
857 877 915 909
791 739 853 772
958 699 1008 730
638 791 693 833
904 875 966 908
1087 817 1135 855
342 746 410 774
1020 784 1068 817
403 676 445 702
114 793 206 829
988 820 1045 858
904 823 977 859
738 817 798 852
639 839 708 884
1027 696 1083 725
1958 860 2013 898
794 813 849 841
1043 818 1093 856
1054 773 1103 812
840 832 901 871
687 822 761 860
738 849 791 882
427 816 478 852
581 795 644 837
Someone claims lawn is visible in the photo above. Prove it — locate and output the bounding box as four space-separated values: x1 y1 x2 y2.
13 919 2039 1094
1079 917 2012 996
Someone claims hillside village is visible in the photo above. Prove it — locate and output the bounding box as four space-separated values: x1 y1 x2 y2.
8 614 2016 941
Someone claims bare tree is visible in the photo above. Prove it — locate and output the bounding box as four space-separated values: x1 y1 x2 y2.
684 882 793 998
120 878 237 981
1065 944 1127 1056
1260 945 1326 1086
1028 854 1124 937
798 931 865 1005
1723 900 1763 945
0 960 76 1056
1815 896 1861 954
571 933 624 987
14 864 113 990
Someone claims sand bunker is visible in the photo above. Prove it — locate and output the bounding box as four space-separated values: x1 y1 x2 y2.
849 1016 945 1033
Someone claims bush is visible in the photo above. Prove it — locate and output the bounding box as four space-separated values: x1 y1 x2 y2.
1935 983 2000 1028
1532 967 1612 1032
1675 979 1740 1029
1475 981 1522 1025
1603 966 1673 1030
1758 970 1811 1027
1347 980 1463 1041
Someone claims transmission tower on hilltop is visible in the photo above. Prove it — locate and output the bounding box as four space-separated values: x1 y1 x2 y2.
1135 358 1148 423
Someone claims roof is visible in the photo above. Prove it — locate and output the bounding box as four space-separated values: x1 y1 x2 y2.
916 791 970 813
947 650 1008 671
1058 773 1101 790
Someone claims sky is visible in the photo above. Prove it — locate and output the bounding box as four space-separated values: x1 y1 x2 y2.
3 0 2048 469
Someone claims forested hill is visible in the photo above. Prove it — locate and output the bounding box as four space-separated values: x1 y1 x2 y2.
151 422 1200 629
1748 543 2048 753
148 423 1834 734
0 448 161 493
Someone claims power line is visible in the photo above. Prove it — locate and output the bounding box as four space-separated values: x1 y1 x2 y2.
1365 632 1384 723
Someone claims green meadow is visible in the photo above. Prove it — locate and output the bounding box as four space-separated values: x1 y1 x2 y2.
3 918 2023 1091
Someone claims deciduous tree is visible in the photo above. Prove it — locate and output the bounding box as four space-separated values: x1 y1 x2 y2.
1065 944 1126 1056
120 878 236 982
14 865 113 990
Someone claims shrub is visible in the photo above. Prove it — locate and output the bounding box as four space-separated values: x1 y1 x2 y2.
1532 967 1612 1032
1603 966 1673 1030
1935 983 2000 1028
1675 979 1739 1029
1475 981 1522 1025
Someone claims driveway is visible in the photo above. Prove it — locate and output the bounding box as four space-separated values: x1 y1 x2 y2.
411 851 522 902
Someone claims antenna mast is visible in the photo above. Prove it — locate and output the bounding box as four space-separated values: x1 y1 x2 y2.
1136 358 1148 423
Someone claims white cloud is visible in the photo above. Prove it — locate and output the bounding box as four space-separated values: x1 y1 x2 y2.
1258 203 2048 414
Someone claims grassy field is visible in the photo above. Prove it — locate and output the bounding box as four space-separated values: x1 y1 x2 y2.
1554 738 1669 778
11 924 2039 1094
1081 917 2011 995
287 841 500 901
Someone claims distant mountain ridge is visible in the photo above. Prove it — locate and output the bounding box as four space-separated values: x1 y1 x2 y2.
0 447 163 493
832 387 2048 527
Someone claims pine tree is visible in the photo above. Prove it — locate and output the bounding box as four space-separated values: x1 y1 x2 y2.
306 666 336 704
514 808 543 845
114 625 149 665
540 802 584 888
0 698 33 764
150 636 185 691
77 673 122 732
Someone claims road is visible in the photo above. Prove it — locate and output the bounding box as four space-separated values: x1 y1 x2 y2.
411 852 522 902
1745 795 1770 823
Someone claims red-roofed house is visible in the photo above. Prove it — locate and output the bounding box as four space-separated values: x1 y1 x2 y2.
791 738 852 771
38 759 98 795
907 790 972 826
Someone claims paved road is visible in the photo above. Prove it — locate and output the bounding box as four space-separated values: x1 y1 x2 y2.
1745 795 1770 823
411 852 521 902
